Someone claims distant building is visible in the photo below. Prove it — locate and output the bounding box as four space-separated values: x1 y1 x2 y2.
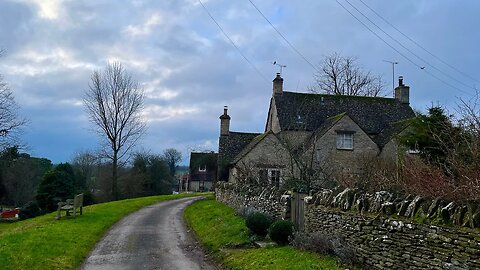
218 73 415 188
188 152 218 192
177 173 189 192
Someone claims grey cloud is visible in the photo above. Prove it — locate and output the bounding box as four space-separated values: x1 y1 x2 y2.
0 0 479 163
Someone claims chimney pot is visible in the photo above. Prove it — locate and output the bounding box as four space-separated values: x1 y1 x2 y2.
395 76 410 104
219 106 230 136
272 73 284 96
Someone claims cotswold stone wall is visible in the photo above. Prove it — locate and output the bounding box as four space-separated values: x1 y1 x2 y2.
305 206 479 269
215 183 480 270
215 182 289 220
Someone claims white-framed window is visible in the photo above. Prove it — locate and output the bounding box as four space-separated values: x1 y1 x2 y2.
199 164 206 172
336 132 354 150
268 169 281 187
258 168 281 187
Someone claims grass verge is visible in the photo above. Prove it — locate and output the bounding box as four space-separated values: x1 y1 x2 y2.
0 193 208 270
184 196 340 270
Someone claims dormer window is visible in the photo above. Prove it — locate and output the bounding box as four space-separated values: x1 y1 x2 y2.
199 164 206 172
336 131 354 150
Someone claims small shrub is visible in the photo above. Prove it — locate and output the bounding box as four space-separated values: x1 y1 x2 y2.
245 211 272 237
269 220 294 245
81 190 95 206
19 201 42 220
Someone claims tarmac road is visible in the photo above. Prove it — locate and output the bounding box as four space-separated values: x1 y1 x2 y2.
81 196 216 270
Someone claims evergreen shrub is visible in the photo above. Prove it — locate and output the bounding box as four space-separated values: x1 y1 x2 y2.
269 220 294 245
245 211 272 237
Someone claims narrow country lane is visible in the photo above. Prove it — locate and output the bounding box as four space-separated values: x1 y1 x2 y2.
80 197 216 270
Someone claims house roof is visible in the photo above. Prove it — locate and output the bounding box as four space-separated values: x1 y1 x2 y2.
218 131 261 166
189 152 218 170
189 152 218 181
274 91 415 136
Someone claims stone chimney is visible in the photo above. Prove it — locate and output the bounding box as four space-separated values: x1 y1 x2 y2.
273 73 283 96
219 106 230 136
395 76 410 104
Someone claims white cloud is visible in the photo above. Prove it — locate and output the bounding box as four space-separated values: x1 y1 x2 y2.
142 105 198 122
125 13 164 37
18 0 63 20
4 48 95 76
143 78 179 100
58 98 83 107
146 89 179 100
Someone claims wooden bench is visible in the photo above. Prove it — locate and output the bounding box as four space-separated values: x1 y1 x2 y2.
56 193 83 219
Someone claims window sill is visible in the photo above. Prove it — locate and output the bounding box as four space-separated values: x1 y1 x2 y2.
336 148 354 151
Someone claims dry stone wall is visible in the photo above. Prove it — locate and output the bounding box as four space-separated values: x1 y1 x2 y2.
215 182 290 220
216 183 480 270
305 206 479 269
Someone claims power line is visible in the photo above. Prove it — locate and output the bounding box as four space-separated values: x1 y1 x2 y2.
335 1 419 68
197 0 269 84
343 0 476 91
335 0 473 95
247 0 320 73
357 0 480 84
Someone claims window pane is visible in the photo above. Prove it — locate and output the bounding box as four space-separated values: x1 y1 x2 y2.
345 134 353 149
336 134 343 148
336 132 353 149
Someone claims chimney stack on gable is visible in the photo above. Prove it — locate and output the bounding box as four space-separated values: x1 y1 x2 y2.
273 73 283 96
395 76 410 104
219 106 230 136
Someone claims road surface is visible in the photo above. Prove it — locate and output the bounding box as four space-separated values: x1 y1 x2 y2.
81 196 216 270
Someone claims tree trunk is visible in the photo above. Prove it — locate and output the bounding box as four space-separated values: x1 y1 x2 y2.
112 150 118 200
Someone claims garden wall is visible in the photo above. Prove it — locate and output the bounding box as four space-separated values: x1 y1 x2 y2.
215 182 289 220
216 183 480 270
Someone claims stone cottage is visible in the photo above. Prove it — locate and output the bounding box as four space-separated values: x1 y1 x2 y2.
188 152 217 192
218 73 415 189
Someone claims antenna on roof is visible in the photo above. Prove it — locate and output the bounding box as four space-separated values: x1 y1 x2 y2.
383 60 398 96
272 61 287 75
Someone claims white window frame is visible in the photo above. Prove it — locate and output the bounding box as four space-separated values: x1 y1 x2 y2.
198 164 206 172
336 132 354 150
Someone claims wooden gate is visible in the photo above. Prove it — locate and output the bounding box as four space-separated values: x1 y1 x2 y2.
290 192 306 231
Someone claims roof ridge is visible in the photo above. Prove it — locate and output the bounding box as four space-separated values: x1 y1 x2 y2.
229 131 262 135
281 91 398 101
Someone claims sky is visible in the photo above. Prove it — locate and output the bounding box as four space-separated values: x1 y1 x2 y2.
0 0 479 164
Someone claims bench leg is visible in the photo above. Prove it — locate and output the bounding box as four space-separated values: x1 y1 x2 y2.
56 208 61 220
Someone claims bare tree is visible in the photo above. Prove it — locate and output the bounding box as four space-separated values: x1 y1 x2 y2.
71 150 101 192
163 148 182 177
84 62 146 200
311 52 386 97
0 49 27 147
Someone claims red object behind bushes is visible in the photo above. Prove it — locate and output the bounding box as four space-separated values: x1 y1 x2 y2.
0 209 20 218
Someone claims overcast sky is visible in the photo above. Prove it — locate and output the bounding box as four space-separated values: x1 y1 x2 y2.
0 0 479 164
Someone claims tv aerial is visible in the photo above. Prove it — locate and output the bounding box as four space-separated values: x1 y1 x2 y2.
272 61 286 75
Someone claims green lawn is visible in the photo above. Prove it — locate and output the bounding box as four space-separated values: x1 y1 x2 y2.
184 197 340 270
0 193 207 270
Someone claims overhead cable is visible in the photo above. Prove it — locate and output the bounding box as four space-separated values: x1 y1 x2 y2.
343 0 476 91
335 0 473 95
357 0 480 84
198 0 269 84
247 0 320 73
